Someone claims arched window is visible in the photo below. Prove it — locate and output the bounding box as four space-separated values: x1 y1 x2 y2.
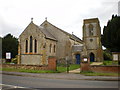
53 45 56 53
30 36 33 52
89 24 94 36
50 44 52 53
43 43 46 48
25 40 28 53
34 39 37 53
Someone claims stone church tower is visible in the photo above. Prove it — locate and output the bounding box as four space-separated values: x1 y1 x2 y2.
83 18 103 62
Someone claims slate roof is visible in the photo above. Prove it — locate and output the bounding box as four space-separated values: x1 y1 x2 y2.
20 19 83 43
34 23 57 41
20 21 56 41
33 23 57 41
38 26 57 41
70 34 83 43
41 20 83 43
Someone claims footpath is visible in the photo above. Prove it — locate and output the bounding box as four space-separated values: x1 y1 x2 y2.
1 71 119 81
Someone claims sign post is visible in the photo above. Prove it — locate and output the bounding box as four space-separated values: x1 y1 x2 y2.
66 56 70 73
112 52 120 65
6 52 11 62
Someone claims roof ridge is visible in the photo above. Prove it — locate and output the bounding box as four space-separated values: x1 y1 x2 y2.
40 20 82 42
43 27 57 40
41 20 71 36
35 24 57 41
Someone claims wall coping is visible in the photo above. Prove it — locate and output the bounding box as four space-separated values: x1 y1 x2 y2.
2 64 48 67
48 56 56 58
91 65 120 67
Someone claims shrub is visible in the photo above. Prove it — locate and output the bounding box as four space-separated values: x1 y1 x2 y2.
11 58 17 64
103 49 112 61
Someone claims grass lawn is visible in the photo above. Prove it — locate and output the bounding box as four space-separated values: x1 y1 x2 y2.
57 64 80 72
1 64 80 73
101 61 119 65
80 71 119 76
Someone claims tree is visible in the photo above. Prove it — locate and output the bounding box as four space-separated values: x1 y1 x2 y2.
101 15 120 52
2 34 18 60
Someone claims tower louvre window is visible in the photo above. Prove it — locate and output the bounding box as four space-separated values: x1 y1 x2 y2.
89 24 94 36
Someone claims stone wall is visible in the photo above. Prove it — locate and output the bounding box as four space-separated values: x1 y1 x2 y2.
81 63 91 72
21 54 42 65
1 57 56 71
48 57 56 70
90 65 120 73
81 63 120 73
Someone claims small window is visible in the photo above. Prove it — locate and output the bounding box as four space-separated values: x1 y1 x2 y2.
30 36 33 52
25 40 28 53
50 44 52 53
43 43 46 48
90 39 93 42
34 39 37 53
54 45 56 53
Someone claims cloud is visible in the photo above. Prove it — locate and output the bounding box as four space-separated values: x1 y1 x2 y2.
0 0 119 38
0 15 22 37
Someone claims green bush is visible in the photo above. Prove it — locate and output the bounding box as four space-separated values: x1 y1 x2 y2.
103 49 112 61
11 58 17 64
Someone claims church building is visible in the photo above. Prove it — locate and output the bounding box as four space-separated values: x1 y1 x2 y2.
18 18 103 65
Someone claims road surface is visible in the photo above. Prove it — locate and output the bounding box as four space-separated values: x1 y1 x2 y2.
1 74 119 89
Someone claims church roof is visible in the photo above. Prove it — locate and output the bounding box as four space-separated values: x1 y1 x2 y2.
41 20 83 43
35 24 57 41
19 21 57 41
38 26 57 41
70 34 83 43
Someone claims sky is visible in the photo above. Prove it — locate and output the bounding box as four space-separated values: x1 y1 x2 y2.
0 0 119 39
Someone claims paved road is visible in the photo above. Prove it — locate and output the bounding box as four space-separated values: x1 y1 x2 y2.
1 71 119 81
2 74 119 89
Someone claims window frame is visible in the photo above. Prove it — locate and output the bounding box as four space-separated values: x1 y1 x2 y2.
25 40 28 53
50 44 52 53
34 39 37 53
30 36 33 53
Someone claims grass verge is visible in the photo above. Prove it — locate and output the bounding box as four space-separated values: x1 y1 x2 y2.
1 64 80 73
1 67 59 73
80 71 119 76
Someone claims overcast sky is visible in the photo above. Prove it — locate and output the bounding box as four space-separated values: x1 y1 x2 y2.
0 0 119 39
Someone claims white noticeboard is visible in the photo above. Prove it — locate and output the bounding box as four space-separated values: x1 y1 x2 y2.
6 52 11 59
113 54 118 61
84 58 88 62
